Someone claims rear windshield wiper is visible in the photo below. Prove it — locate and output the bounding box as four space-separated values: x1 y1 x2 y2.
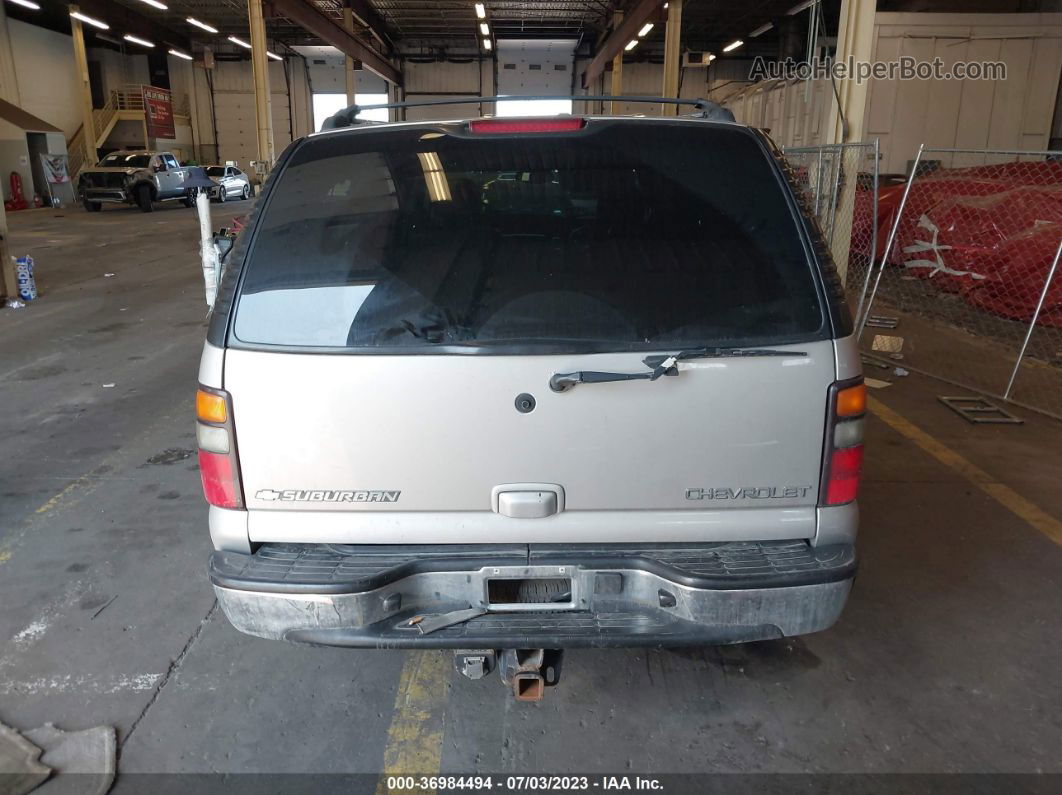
549 368 675 393
550 347 806 393
641 346 806 368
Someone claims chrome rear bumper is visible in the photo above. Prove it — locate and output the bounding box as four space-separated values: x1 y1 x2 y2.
210 542 856 649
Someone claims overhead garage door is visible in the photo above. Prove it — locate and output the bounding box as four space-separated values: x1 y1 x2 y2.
496 39 576 112
214 91 292 169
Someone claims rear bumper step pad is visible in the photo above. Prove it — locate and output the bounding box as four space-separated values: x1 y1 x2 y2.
210 542 856 648
210 540 855 594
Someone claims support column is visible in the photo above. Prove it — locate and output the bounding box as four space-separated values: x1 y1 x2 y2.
828 0 874 144
661 0 682 116
0 0 22 105
0 199 16 301
69 6 97 169
248 0 274 166
606 10 623 114
826 0 876 283
343 4 357 106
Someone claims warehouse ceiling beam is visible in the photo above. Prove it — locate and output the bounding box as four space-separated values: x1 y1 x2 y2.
582 0 664 89
346 0 394 54
267 0 400 85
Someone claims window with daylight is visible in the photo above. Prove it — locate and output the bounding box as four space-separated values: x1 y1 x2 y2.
312 93 389 130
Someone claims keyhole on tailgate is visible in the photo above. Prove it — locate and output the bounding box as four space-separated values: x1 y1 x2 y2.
515 393 536 414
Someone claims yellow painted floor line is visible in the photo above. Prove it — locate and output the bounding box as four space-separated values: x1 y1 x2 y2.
377 650 451 794
0 470 104 566
869 396 1062 546
34 473 95 515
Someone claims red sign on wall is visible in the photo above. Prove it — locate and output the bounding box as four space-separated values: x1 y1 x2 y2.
142 86 176 140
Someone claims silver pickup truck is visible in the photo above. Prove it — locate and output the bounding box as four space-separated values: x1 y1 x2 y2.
79 150 194 213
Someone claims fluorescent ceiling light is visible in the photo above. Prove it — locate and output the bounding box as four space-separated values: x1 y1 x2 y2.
136 0 167 10
169 48 193 61
228 35 252 49
624 39 638 51
8 0 42 10
70 11 109 30
750 22 773 37
187 17 218 34
479 22 489 35
267 51 282 61
418 152 452 203
638 23 653 37
123 34 154 48
722 39 743 52
474 3 486 19
787 0 815 15
482 38 492 50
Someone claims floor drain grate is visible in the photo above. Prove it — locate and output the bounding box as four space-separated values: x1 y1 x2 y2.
938 396 1023 424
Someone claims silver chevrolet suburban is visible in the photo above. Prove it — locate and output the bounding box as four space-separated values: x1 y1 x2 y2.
197 104 863 695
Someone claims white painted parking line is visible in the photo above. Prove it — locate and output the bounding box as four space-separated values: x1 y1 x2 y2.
0 674 162 696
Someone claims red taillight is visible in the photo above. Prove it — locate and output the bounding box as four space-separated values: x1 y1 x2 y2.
825 445 864 506
469 117 585 134
198 450 242 509
820 378 866 507
196 386 245 510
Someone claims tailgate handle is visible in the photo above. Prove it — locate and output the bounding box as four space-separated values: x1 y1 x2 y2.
491 484 564 519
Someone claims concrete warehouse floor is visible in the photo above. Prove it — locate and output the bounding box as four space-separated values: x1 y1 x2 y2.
1 204 1061 783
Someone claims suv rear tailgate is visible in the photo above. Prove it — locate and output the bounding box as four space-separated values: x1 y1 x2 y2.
226 339 834 544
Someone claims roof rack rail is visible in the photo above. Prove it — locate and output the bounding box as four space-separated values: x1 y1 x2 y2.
321 95 735 130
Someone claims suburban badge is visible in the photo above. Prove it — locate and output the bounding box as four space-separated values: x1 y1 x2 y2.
255 489 401 503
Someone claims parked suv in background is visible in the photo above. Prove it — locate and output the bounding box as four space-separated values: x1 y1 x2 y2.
79 150 193 213
205 165 252 202
197 111 864 687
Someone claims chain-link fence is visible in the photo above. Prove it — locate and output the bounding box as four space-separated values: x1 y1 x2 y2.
784 141 881 325
861 146 1062 420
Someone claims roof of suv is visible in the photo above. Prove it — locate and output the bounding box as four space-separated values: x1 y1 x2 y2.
310 114 744 141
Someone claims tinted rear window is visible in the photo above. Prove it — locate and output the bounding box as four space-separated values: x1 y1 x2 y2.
233 122 824 351
206 166 226 176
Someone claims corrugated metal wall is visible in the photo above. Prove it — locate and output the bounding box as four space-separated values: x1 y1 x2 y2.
606 60 745 116
402 59 492 121
867 12 1062 171
305 55 388 94
403 58 486 119
189 59 313 169
725 12 1062 172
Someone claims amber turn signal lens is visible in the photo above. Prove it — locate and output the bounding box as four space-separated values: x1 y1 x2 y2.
836 383 867 417
196 389 228 424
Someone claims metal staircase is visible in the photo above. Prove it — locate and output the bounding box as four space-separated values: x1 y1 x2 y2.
66 85 190 178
